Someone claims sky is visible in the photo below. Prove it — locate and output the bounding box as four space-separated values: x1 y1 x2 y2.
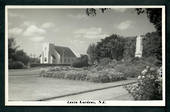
8 8 156 57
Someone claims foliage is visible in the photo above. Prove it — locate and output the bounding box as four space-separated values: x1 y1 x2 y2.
71 55 89 68
86 31 161 62
87 68 126 83
8 38 30 69
136 8 162 35
86 8 110 16
124 66 162 100
8 38 19 61
114 57 160 78
98 58 112 66
87 43 97 64
95 34 125 61
114 63 143 78
143 32 162 61
41 64 126 83
9 61 25 69
29 57 40 64
123 37 136 59
15 50 30 65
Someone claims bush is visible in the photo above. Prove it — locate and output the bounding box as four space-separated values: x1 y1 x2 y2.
98 58 112 66
144 56 162 67
87 68 126 83
115 63 145 78
124 66 162 100
72 55 89 68
114 57 160 78
9 61 25 69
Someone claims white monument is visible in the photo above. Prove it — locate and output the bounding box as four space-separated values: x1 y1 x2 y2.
135 35 143 58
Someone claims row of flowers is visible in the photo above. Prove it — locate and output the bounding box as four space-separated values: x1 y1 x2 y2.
40 67 126 83
124 66 162 100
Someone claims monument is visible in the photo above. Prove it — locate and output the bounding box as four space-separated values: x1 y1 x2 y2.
135 35 143 58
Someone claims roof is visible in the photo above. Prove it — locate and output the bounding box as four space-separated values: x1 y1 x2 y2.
50 44 77 57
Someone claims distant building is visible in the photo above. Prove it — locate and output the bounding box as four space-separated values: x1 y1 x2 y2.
135 35 143 58
40 43 77 64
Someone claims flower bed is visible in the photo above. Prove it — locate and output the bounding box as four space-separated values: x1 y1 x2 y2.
124 66 162 100
40 66 127 83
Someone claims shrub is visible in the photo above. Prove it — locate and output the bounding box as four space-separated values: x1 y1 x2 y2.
72 55 89 68
98 69 126 83
114 62 144 78
98 58 112 66
9 61 25 69
114 57 159 78
124 66 162 100
87 68 126 83
144 56 162 67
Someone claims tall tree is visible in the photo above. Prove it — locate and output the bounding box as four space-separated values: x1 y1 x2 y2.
143 32 162 60
8 38 19 62
95 34 125 61
87 43 97 64
8 38 31 68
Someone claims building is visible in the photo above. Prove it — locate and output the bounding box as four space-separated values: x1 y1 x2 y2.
40 43 77 64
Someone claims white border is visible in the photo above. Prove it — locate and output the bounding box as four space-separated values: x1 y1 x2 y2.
5 5 166 106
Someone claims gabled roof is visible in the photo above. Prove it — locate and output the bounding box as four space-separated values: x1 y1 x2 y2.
50 44 76 57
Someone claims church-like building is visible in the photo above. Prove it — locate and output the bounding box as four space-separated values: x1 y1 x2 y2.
40 43 77 64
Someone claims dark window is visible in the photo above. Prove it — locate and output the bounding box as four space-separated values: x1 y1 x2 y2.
45 57 47 62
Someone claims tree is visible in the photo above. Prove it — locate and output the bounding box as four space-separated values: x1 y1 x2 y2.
95 34 125 61
123 37 136 59
136 8 162 35
15 50 30 65
87 43 97 64
8 38 19 61
8 38 30 69
86 8 110 16
143 32 162 60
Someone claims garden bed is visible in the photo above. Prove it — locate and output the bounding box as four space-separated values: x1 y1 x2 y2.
40 66 127 83
124 66 162 100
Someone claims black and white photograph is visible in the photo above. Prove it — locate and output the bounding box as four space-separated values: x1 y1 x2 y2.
5 6 165 106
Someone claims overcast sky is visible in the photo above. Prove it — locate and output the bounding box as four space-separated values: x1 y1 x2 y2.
8 8 156 57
